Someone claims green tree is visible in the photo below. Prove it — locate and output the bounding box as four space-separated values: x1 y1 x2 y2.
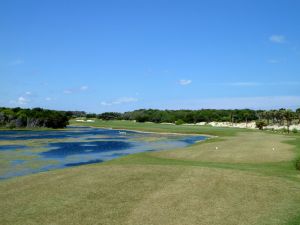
283 109 295 133
296 108 300 124
0 107 68 129
175 119 185 125
256 120 267 130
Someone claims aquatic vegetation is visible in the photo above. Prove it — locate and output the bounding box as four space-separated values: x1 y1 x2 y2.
130 135 171 142
0 126 206 179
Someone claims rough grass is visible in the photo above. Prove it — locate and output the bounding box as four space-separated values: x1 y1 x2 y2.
1 163 300 225
126 167 300 225
1 121 300 225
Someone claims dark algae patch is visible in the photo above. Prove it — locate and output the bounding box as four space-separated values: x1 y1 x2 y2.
42 141 133 157
64 159 103 167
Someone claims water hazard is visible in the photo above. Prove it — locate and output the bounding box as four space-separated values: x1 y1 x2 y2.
0 126 207 179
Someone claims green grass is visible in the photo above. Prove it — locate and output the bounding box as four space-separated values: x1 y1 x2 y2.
1 120 300 225
70 119 250 136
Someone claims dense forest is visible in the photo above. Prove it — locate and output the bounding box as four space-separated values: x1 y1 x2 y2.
94 108 300 125
2 107 299 129
0 107 69 129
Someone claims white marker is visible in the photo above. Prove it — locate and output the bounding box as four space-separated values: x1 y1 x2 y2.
216 147 218 150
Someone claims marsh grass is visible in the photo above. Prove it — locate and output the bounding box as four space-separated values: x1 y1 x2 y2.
296 158 300 170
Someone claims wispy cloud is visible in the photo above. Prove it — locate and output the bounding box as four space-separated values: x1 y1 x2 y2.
45 97 52 101
101 97 138 106
63 90 73 94
267 59 280 64
17 96 29 105
80 85 88 91
179 79 192 85
226 82 261 87
10 96 30 105
9 59 24 66
63 85 89 94
269 35 286 43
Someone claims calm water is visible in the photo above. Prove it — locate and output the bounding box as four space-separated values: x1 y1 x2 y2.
0 126 206 179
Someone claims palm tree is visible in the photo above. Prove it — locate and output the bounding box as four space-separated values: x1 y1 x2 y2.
270 110 277 125
256 110 264 120
229 111 234 125
275 109 285 126
261 110 272 125
283 109 295 133
296 108 300 124
266 110 272 125
243 111 250 127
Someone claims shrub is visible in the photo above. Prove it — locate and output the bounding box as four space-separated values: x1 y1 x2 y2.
292 128 298 134
7 121 16 129
175 119 185 125
255 120 267 130
296 158 300 171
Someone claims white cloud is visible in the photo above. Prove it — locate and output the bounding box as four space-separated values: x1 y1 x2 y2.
18 96 29 105
9 59 24 66
269 35 286 43
100 101 112 106
45 97 52 101
179 79 192 85
226 82 261 87
63 90 72 94
10 96 30 105
80 85 88 91
101 97 138 106
64 85 88 94
25 91 32 95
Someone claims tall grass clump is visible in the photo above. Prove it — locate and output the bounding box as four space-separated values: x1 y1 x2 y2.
296 158 300 171
292 128 298 134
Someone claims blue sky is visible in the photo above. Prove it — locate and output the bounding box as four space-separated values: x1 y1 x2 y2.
1 0 300 112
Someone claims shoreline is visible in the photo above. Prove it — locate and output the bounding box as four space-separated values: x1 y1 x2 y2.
69 124 216 138
0 127 66 131
0 124 216 138
1 124 211 180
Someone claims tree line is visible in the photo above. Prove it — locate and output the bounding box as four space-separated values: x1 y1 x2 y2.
93 108 300 125
3 107 298 130
255 109 300 132
0 107 69 129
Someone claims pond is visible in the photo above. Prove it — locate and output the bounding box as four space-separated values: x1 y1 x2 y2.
0 126 207 179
